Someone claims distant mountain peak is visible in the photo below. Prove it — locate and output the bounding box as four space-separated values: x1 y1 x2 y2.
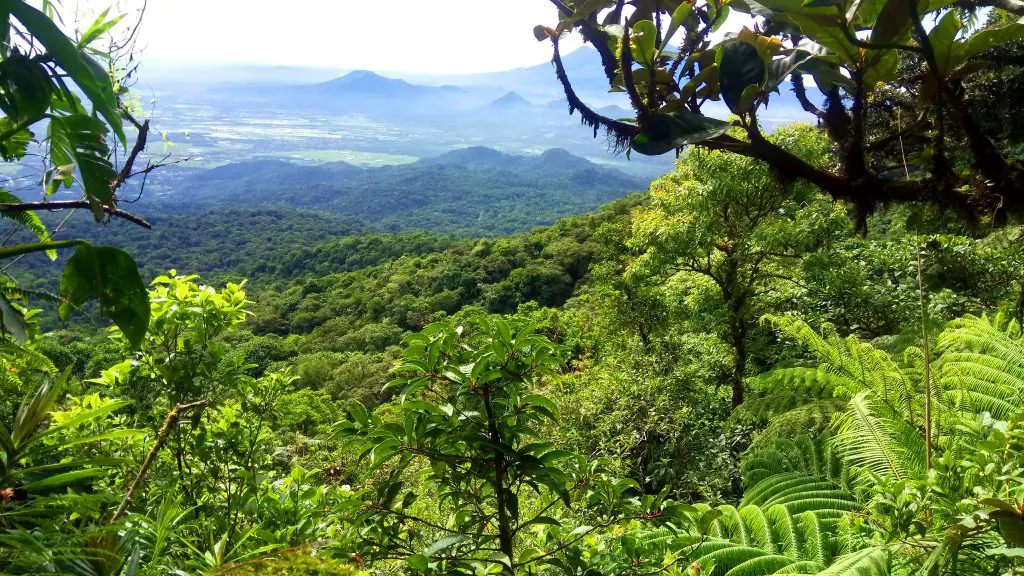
319 70 412 92
488 91 534 108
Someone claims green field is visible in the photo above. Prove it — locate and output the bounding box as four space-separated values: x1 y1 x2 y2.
259 149 419 166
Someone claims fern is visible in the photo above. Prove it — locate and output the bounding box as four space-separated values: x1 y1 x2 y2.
937 313 1024 421
0 189 56 260
832 392 926 481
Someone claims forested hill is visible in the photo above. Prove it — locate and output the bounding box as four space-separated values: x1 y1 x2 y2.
138 147 644 235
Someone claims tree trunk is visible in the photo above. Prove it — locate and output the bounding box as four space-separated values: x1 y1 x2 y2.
731 320 747 407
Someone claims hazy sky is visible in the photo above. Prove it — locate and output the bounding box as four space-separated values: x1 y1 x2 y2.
87 0 585 74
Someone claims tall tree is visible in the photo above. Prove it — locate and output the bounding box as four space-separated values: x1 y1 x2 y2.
629 124 849 405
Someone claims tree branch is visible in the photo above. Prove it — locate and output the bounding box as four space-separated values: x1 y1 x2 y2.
0 201 152 229
111 400 208 522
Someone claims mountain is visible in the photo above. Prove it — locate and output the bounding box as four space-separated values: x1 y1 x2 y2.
295 70 478 114
482 91 537 112
135 147 645 235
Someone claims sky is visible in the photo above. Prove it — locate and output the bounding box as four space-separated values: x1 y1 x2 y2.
82 0 586 74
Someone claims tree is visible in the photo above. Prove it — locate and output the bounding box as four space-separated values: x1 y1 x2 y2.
338 318 686 575
536 0 1024 227
629 124 849 405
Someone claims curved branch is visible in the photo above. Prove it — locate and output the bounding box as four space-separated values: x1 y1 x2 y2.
551 37 636 152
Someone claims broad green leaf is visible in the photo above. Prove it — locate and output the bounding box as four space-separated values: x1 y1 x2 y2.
961 22 1024 61
0 53 53 123
632 20 658 68
5 0 125 144
631 111 733 155
21 467 107 491
766 50 814 92
48 114 117 205
719 40 766 113
425 534 471 556
928 11 961 75
406 554 429 572
59 243 150 348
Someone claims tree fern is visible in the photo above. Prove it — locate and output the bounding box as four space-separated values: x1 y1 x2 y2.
937 313 1024 420
762 316 916 421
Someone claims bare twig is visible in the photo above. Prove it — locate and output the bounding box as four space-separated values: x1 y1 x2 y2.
111 399 209 523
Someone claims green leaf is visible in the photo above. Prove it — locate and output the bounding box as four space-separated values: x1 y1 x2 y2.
632 19 658 68
719 40 766 113
928 11 961 75
406 554 429 572
77 8 125 48
0 293 28 341
869 0 917 47
962 22 1024 61
425 534 471 556
6 0 125 144
631 111 732 155
48 114 117 205
662 3 693 50
0 53 53 123
58 427 144 448
802 0 841 6
766 50 814 92
59 243 149 348
29 399 132 448
21 467 106 491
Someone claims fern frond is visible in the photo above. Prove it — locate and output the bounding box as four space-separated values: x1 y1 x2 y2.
812 548 887 575
0 190 56 260
832 392 924 481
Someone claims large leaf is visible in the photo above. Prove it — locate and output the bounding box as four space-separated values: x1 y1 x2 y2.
21 467 107 491
928 11 962 75
662 2 693 50
766 50 814 92
630 111 732 155
632 19 659 68
5 0 125 144
719 40 766 113
0 293 28 341
59 243 149 348
48 114 117 205
0 53 52 123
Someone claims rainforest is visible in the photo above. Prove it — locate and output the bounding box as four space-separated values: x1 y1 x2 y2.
4 2 1024 576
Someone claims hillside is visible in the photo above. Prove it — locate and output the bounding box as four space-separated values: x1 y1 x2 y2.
134 147 645 234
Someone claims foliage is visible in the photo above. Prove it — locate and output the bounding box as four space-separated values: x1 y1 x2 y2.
630 123 849 404
338 318 689 574
0 1 156 346
539 0 1024 225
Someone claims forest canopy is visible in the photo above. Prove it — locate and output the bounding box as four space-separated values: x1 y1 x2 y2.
3 2 1024 576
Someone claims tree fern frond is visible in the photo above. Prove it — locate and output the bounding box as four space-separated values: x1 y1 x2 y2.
812 548 887 576
0 189 56 260
832 392 924 481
